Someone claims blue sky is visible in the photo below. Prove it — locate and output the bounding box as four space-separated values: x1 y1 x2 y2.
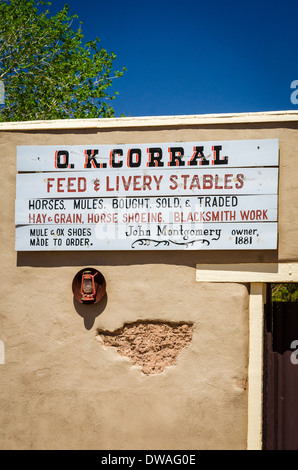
51 0 298 118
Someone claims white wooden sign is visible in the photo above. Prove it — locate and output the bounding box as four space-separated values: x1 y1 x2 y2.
15 139 279 251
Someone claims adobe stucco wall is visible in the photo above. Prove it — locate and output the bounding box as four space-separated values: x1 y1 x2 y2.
0 111 297 450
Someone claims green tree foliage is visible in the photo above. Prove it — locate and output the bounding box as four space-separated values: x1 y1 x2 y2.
0 0 126 121
271 283 298 302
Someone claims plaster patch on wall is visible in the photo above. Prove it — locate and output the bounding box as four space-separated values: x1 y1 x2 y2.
96 321 193 375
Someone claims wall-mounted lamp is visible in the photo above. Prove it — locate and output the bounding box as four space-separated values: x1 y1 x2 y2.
81 270 96 302
72 268 106 305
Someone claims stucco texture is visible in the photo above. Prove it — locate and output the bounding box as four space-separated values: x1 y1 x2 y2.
1 115 297 449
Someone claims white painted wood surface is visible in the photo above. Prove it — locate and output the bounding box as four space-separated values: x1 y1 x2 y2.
15 194 278 225
15 222 278 251
247 283 265 450
15 138 279 251
16 167 279 199
196 263 298 282
17 139 279 171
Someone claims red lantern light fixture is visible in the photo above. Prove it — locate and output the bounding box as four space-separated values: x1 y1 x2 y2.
72 268 106 305
81 270 97 302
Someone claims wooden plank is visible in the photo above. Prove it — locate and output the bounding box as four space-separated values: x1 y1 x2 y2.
17 139 279 171
15 194 278 225
196 263 298 282
15 167 279 199
247 283 265 450
15 222 277 251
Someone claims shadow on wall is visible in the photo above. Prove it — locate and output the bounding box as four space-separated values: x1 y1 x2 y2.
17 249 278 268
73 293 108 330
